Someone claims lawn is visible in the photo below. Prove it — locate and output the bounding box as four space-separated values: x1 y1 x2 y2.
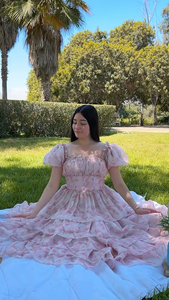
0 132 169 300
0 132 168 209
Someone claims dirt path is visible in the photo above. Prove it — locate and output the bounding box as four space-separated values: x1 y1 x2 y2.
110 126 169 133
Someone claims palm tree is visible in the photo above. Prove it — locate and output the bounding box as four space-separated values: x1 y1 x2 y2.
5 0 90 101
0 1 18 99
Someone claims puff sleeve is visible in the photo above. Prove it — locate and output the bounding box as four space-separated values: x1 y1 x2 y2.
43 144 65 167
105 143 129 169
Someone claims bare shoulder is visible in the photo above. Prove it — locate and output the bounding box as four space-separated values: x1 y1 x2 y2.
97 141 106 150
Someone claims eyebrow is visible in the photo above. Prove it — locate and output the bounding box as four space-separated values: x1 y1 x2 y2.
73 118 87 121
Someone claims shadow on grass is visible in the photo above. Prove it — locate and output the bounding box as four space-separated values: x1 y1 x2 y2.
0 165 66 209
0 137 69 151
0 163 168 210
101 129 122 136
0 133 126 150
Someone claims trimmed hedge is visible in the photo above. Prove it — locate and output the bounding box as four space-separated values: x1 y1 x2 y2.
0 100 116 138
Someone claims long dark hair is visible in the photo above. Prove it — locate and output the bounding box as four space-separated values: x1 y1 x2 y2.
70 105 100 142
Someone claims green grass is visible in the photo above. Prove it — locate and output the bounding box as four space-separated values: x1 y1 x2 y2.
0 133 168 208
0 133 169 300
102 132 169 206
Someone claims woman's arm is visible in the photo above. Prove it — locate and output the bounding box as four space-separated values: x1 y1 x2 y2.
15 166 62 219
109 166 157 214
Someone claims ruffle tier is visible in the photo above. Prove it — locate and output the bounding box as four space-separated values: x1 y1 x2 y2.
0 185 168 269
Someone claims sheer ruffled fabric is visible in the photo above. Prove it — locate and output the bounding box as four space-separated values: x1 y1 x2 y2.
43 143 65 167
0 142 168 270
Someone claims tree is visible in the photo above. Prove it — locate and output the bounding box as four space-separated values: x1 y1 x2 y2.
109 20 155 50
138 45 169 124
28 29 142 109
52 39 111 104
51 33 142 109
0 1 18 99
160 3 169 45
141 0 158 25
5 0 90 101
104 44 142 110
27 70 41 102
27 27 169 122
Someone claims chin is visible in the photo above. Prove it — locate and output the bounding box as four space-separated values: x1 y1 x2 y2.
75 133 82 137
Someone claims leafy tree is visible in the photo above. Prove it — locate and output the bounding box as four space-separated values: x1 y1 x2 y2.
52 39 111 104
51 35 141 110
92 27 107 42
27 26 169 122
4 0 90 101
109 20 155 50
27 70 41 102
138 45 169 124
0 1 18 99
160 3 169 45
27 29 143 109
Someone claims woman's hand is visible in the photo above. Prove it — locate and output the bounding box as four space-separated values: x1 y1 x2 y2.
135 207 158 215
12 211 38 219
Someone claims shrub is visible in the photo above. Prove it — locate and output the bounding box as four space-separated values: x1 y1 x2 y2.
0 100 116 138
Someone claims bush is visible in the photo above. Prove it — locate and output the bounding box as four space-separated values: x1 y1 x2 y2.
143 117 154 126
0 100 116 138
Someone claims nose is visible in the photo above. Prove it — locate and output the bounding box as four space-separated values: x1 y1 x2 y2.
74 123 81 129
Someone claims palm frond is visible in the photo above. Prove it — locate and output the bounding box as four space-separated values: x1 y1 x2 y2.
66 0 90 13
4 0 90 30
43 15 65 30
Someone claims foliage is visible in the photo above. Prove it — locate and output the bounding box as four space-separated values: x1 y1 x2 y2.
49 29 144 108
118 103 169 126
159 215 169 231
4 0 90 30
27 70 41 102
3 0 90 101
160 3 169 45
119 102 140 125
26 23 169 117
0 100 116 137
109 20 155 50
137 45 169 124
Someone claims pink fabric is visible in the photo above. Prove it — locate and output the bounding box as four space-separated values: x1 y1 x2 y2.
0 142 168 269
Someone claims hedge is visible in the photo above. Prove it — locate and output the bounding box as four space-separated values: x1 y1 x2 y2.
0 100 116 138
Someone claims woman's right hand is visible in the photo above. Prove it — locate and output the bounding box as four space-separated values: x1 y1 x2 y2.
13 211 38 219
135 207 158 215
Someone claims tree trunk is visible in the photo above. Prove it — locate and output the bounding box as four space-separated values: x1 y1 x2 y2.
41 79 50 101
151 93 158 125
152 103 157 125
140 103 143 126
1 49 8 99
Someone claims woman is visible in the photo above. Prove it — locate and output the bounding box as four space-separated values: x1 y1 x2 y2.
0 105 167 270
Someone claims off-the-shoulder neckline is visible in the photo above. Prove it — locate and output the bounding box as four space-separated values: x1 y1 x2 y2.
63 141 109 159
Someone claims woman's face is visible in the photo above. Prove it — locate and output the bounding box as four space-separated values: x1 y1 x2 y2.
72 113 90 139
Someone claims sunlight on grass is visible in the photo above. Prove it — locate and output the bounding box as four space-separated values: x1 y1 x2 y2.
0 133 168 208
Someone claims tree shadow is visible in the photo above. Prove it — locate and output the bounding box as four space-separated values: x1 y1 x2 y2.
101 129 121 136
0 165 66 209
0 137 69 151
0 163 168 210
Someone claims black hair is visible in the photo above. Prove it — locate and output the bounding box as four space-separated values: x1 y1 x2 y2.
70 105 100 142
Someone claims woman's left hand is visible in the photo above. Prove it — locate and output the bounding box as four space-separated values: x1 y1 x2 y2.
135 207 158 215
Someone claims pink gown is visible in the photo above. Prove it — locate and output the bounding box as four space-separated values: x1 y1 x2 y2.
0 142 168 269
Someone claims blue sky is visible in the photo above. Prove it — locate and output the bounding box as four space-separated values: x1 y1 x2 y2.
0 0 168 100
